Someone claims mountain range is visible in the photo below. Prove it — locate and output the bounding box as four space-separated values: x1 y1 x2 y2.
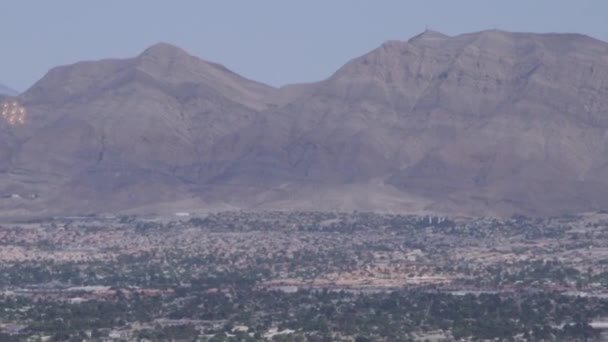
0 83 17 96
2 30 608 218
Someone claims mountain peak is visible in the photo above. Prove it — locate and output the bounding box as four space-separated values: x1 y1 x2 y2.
139 42 193 60
409 29 450 42
134 42 214 83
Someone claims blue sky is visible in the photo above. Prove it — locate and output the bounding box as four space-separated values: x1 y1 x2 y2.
2 0 607 91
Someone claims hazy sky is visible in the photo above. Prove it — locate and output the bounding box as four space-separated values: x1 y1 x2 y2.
2 0 608 91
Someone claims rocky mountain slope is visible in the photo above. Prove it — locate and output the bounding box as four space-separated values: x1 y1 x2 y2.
2 30 608 217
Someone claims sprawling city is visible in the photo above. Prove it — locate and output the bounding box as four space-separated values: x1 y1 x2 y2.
1 211 608 340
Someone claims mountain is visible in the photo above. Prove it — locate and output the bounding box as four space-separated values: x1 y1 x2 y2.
2 43 278 215
0 83 17 96
2 31 608 218
209 30 608 216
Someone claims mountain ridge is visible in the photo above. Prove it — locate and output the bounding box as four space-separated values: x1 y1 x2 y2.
2 30 608 218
